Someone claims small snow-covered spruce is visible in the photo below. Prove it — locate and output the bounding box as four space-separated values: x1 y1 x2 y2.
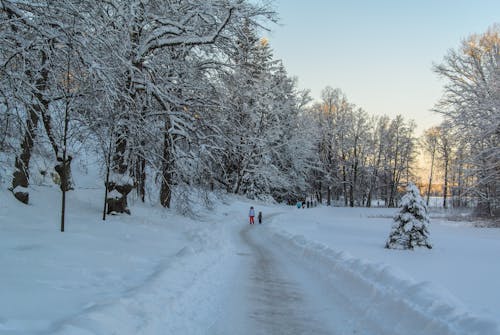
385 183 432 250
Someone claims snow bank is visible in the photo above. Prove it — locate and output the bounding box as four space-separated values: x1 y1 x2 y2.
50 236 233 335
0 181 236 335
268 227 499 335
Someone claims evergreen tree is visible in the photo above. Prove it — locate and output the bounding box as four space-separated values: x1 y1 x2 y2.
385 183 432 250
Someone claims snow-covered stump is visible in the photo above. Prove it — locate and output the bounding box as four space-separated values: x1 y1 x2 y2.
105 183 133 215
385 182 432 250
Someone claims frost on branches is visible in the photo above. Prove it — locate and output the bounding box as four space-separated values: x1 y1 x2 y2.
385 183 432 250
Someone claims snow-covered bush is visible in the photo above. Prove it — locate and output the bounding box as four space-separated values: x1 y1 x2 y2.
385 183 432 250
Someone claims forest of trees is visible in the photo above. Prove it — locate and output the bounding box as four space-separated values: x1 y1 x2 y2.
0 1 498 219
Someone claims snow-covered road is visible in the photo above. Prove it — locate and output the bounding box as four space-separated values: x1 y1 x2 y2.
209 223 337 335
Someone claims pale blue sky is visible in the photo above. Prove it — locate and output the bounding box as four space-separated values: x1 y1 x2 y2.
267 0 500 134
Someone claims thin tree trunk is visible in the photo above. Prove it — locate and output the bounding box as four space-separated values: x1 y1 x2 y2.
160 117 173 208
350 158 358 207
102 134 113 221
135 155 146 202
443 155 449 208
103 161 110 221
60 33 73 232
318 181 322 204
327 186 331 206
426 149 435 206
342 156 348 206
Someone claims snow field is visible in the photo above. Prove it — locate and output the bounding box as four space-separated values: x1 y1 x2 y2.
0 185 239 335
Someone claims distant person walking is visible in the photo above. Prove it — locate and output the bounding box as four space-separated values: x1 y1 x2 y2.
258 211 262 224
249 206 255 224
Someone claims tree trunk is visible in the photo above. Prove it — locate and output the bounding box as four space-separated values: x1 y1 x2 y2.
103 159 111 220
327 186 331 206
317 181 322 204
0 109 10 151
160 117 173 208
106 131 133 215
134 155 146 202
426 149 435 206
350 158 358 207
342 161 348 206
11 50 50 204
55 156 73 192
11 109 39 204
102 132 114 221
443 152 449 208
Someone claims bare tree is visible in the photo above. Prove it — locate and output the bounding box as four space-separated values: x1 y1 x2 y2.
422 127 439 206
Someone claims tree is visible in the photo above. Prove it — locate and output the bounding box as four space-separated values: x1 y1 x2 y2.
87 0 276 212
433 25 500 217
314 87 352 205
366 115 390 207
214 27 309 200
422 127 439 206
2 1 95 205
436 122 454 208
385 182 432 250
383 116 417 207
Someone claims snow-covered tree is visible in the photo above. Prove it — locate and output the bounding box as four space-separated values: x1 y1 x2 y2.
1 1 99 204
433 25 499 217
213 24 311 200
385 182 432 250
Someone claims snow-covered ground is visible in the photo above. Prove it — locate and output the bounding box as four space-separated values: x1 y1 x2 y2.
1 173 499 334
264 206 500 334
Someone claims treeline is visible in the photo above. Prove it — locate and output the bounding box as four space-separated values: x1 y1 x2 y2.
1 1 497 218
304 88 417 208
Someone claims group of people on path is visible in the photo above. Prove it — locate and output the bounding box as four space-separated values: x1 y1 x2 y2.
248 206 262 224
248 199 317 224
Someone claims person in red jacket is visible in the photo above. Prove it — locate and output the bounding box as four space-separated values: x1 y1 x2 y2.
249 206 255 224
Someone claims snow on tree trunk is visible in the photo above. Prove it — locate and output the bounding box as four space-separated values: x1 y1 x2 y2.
385 182 432 250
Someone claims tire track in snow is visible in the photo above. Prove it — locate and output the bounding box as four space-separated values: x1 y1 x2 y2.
210 220 337 335
240 224 332 335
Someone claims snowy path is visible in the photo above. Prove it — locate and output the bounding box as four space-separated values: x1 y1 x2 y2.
209 223 338 335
